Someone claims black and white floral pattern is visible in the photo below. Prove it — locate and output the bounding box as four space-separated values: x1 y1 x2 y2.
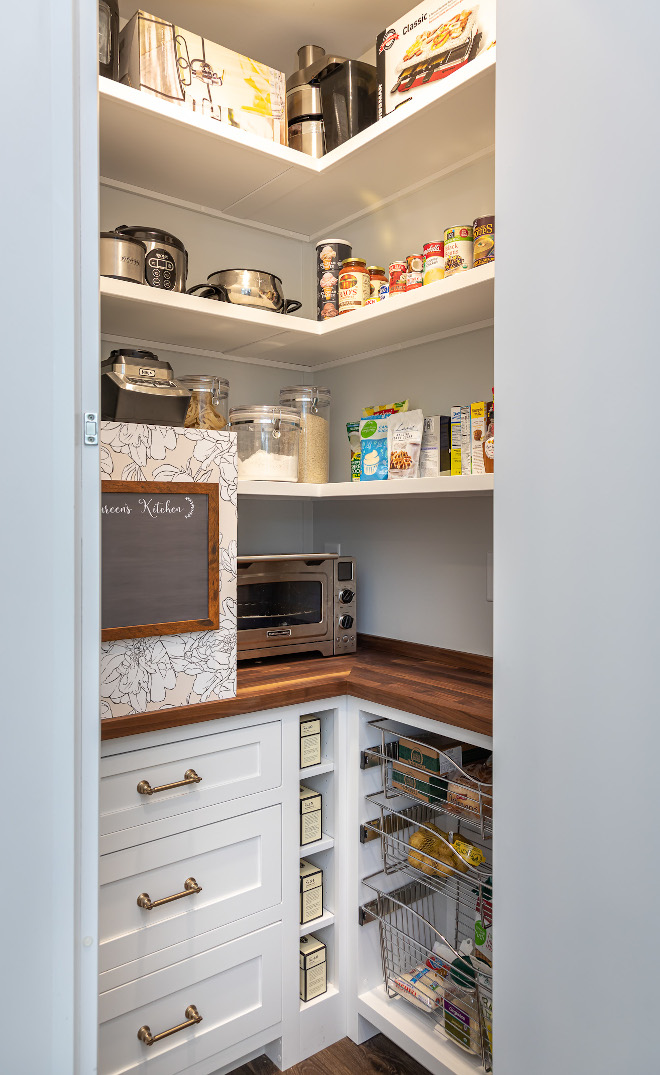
100 423 237 717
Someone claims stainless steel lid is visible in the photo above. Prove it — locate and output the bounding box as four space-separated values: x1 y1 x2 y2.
100 231 146 250
114 225 187 253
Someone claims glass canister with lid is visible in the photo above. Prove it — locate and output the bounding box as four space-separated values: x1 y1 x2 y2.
179 375 229 429
229 405 301 482
279 386 331 484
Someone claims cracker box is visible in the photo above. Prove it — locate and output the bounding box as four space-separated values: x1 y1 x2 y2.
419 415 450 477
376 1 496 120
470 401 486 474
300 716 321 768
300 784 322 846
450 405 462 475
392 733 462 804
460 405 471 475
299 859 323 925
300 934 327 1002
118 11 287 145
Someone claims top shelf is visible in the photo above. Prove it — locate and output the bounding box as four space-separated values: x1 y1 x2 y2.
99 52 495 239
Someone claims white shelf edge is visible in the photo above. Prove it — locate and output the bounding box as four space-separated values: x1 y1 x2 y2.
299 910 335 937
299 833 334 856
238 475 494 500
299 982 340 1013
357 985 483 1075
299 761 334 778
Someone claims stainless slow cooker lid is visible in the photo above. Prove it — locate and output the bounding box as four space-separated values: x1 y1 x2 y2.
100 231 146 250
114 225 187 253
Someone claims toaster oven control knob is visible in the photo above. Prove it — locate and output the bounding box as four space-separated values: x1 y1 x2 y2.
338 614 354 629
338 589 355 604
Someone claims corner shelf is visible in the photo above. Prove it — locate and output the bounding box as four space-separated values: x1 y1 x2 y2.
239 475 493 500
99 53 494 238
300 909 335 937
100 265 494 368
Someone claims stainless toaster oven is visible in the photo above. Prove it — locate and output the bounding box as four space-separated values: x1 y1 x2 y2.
237 554 356 660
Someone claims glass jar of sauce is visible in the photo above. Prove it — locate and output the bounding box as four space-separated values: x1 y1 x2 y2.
366 266 389 305
338 257 369 313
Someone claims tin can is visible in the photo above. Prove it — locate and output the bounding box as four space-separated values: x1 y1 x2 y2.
365 266 389 305
444 225 474 277
389 261 407 294
423 241 445 285
406 253 424 290
473 216 495 267
316 238 352 320
338 257 369 313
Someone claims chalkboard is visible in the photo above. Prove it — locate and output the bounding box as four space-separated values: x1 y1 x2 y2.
101 481 219 641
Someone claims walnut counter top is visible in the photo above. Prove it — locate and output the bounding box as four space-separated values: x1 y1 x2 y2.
100 634 493 741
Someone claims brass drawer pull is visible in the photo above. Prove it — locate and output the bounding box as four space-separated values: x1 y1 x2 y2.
138 1004 202 1046
137 877 202 911
137 768 202 796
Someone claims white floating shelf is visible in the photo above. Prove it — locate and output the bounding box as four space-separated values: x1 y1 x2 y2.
100 265 493 368
299 761 334 778
300 834 334 856
238 475 493 500
300 983 340 1013
300 910 335 937
357 986 482 1075
100 52 494 238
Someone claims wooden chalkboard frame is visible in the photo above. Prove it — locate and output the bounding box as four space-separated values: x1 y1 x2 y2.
101 480 219 641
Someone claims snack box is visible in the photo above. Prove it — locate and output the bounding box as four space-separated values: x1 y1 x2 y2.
300 934 327 1002
118 11 287 145
419 415 450 477
300 716 321 768
300 784 322 846
376 1 496 120
450 405 462 475
299 859 323 925
470 401 487 474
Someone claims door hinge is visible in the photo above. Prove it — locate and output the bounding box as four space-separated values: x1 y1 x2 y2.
84 412 98 445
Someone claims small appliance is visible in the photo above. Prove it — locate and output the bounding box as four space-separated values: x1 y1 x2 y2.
101 349 190 426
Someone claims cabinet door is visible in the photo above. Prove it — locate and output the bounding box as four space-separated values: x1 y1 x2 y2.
100 721 281 837
99 805 281 974
98 922 281 1075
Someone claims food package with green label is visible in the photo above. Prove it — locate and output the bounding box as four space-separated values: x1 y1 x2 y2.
346 421 361 481
474 876 493 969
359 414 390 480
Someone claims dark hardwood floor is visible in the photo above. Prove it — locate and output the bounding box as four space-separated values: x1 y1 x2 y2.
227 1035 431 1075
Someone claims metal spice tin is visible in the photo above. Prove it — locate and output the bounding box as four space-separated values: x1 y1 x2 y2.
316 238 352 320
472 216 495 267
443 225 474 277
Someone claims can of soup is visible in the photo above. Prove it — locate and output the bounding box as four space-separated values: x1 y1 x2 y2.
389 261 407 294
473 216 495 266
316 238 352 320
444 225 474 277
406 253 424 291
423 241 445 284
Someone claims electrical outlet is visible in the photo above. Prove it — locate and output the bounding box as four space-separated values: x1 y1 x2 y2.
486 552 493 602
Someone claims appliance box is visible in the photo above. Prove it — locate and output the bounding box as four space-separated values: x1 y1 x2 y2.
376 1 496 119
118 10 287 145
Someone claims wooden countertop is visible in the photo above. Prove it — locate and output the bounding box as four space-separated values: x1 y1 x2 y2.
101 634 492 741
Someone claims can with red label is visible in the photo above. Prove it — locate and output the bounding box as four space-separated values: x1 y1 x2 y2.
389 261 407 294
423 241 445 284
406 253 424 291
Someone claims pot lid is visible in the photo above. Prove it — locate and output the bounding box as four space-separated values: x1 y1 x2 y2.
114 225 187 252
100 231 146 249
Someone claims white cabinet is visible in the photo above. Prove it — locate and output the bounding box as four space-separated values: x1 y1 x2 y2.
98 921 281 1075
99 804 282 974
100 720 282 836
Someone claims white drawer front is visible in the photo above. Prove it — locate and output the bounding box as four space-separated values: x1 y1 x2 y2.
99 805 282 974
100 721 281 837
98 922 281 1075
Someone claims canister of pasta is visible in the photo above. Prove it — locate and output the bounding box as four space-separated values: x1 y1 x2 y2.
338 257 369 313
443 225 474 277
472 216 495 267
406 253 424 291
316 238 352 321
389 261 407 294
423 241 445 284
366 266 389 305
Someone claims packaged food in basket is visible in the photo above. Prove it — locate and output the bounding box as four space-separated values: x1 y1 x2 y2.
392 733 463 803
451 833 486 869
391 963 446 1011
474 876 493 968
447 756 493 820
438 984 481 1054
387 409 424 479
408 824 469 879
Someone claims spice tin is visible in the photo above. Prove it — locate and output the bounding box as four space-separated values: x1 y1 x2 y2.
444 225 474 277
389 261 407 294
316 238 352 321
339 257 369 313
366 266 389 305
423 241 445 284
473 216 495 267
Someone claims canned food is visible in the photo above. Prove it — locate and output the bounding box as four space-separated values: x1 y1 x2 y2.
444 225 474 277
406 254 424 274
389 261 407 294
423 241 445 285
473 216 495 267
338 257 369 313
406 272 423 291
366 266 389 305
316 238 352 320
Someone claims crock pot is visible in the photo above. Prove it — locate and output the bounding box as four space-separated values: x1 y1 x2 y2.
100 231 146 284
114 225 188 292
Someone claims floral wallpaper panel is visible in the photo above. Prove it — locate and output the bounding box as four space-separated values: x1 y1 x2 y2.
100 422 237 719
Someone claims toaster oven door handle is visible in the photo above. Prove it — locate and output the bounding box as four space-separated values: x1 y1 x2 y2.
266 628 292 637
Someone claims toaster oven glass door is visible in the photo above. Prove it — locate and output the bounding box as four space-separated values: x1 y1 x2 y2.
237 570 331 647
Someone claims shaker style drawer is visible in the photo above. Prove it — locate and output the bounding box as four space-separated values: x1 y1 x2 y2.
99 804 282 974
100 721 281 837
98 922 281 1075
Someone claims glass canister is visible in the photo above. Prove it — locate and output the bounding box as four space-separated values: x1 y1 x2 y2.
179 375 229 430
279 386 331 484
229 405 301 482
